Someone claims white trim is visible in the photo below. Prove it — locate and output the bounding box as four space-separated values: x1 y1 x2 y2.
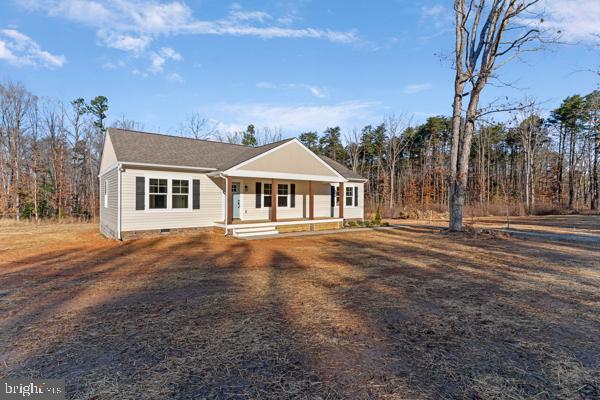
99 163 119 178
224 138 346 181
122 162 217 172
262 181 273 209
275 182 291 209
223 169 346 182
344 184 357 208
142 173 194 213
214 218 343 230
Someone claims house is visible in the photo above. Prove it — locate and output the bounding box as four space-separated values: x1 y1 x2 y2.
99 128 366 239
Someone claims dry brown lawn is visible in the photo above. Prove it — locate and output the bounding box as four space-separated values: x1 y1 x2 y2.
0 217 599 399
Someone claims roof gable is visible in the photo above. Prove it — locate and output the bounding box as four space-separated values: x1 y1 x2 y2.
99 132 117 174
227 139 343 179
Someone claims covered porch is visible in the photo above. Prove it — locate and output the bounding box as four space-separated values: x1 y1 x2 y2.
215 175 350 237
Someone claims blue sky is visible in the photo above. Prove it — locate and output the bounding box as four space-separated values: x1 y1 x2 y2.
0 0 598 137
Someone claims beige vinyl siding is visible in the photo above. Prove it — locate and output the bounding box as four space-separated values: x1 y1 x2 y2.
238 178 270 221
99 132 117 174
99 167 119 238
236 141 339 177
343 182 364 220
313 181 334 218
121 168 224 232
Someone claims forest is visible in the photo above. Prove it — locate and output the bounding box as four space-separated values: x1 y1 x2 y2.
0 79 598 220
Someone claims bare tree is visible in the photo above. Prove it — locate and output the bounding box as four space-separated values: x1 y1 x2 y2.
0 81 36 220
344 128 361 173
448 0 545 230
257 126 283 145
111 114 145 131
385 114 411 209
513 102 545 213
179 112 217 140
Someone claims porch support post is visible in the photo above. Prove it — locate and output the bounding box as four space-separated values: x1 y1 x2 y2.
271 179 277 222
339 182 344 219
227 176 233 225
309 180 314 220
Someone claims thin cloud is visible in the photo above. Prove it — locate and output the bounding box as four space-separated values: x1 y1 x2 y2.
403 83 432 94
166 72 183 82
209 101 381 133
149 47 182 73
256 82 328 98
420 5 453 31
521 0 600 43
0 28 65 68
20 0 358 54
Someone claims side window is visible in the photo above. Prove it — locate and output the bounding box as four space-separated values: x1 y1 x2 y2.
345 187 353 206
263 183 272 207
149 178 168 209
104 180 108 208
172 179 189 209
277 184 289 207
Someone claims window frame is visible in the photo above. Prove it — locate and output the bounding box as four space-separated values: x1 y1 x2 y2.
171 179 190 209
345 186 354 207
277 183 290 208
144 174 193 212
263 182 272 208
148 178 168 210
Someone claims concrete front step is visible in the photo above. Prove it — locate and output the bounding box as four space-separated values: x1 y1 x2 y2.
233 225 279 238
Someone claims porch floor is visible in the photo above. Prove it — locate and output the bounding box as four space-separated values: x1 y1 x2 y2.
215 217 339 225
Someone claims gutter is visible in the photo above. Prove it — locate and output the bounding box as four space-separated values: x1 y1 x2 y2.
121 162 217 172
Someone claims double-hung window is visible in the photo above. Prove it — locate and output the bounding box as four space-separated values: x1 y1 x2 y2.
277 184 289 207
263 183 272 207
335 186 340 206
172 179 189 209
345 187 354 206
149 178 168 209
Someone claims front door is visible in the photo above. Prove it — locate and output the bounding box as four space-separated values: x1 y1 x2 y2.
232 182 241 219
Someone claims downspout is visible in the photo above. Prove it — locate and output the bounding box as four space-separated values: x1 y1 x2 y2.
220 174 229 236
117 163 122 240
208 173 230 236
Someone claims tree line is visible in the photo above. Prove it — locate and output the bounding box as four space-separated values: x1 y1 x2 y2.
0 81 109 221
291 90 598 217
0 78 597 221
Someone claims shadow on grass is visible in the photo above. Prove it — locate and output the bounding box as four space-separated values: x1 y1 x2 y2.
0 228 598 399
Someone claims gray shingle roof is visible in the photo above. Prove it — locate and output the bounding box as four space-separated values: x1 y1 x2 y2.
318 155 366 181
108 128 293 171
107 128 366 180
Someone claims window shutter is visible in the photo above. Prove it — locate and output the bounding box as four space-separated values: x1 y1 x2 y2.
255 182 262 208
330 186 335 207
136 177 145 210
290 184 296 208
354 187 358 207
193 179 200 209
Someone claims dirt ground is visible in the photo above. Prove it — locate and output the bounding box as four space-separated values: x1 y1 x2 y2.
0 216 599 399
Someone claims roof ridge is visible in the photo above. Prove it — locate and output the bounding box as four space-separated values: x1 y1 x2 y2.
109 127 290 149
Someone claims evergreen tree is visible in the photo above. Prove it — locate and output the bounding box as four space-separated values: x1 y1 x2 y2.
242 124 257 146
87 96 108 134
299 131 319 152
